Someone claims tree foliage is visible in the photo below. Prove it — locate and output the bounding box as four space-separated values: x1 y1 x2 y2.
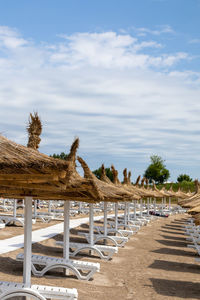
177 174 193 183
144 155 170 184
50 152 68 160
93 166 114 182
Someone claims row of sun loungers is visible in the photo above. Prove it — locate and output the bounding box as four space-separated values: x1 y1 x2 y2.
0 198 183 299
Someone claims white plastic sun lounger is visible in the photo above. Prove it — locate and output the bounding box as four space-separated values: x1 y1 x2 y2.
0 281 78 300
108 220 140 231
56 241 118 261
77 230 128 247
0 197 78 300
94 225 134 238
16 253 100 281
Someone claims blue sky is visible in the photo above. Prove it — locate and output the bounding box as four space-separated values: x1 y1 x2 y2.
0 0 200 181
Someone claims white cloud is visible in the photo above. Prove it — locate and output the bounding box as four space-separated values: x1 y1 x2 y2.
50 31 187 69
189 38 200 44
0 26 27 49
136 25 174 36
0 26 199 180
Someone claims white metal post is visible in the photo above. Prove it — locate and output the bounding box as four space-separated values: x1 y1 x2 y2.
140 199 143 217
63 201 70 261
79 202 82 214
13 199 17 218
134 200 137 220
147 197 150 216
48 200 51 214
154 198 156 212
124 202 127 226
89 203 94 246
104 202 108 236
115 202 118 231
169 197 171 210
161 198 164 214
23 196 33 287
127 202 130 222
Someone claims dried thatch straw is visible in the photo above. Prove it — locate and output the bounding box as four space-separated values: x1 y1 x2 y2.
135 175 141 186
127 171 131 185
123 168 128 184
111 165 121 185
27 112 42 150
0 132 103 202
78 157 135 202
100 164 112 184
178 180 199 207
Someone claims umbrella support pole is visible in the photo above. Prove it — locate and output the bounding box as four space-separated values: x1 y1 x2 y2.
63 200 70 275
147 198 150 216
124 202 127 228
89 203 94 254
127 203 130 222
169 197 171 210
104 202 108 244
48 200 51 214
161 198 163 214
134 200 137 220
23 196 32 288
154 198 156 212
115 203 118 231
13 199 17 219
79 202 82 214
140 199 143 217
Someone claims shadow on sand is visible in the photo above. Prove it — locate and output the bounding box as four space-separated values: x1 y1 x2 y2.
150 278 200 298
156 239 187 248
149 259 200 274
151 247 195 257
160 235 186 241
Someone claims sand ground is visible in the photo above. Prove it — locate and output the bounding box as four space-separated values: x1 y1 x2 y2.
0 213 200 299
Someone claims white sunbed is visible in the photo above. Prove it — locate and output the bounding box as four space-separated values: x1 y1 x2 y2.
16 253 100 281
0 215 36 226
108 220 140 231
77 230 128 247
0 197 78 300
0 281 78 300
94 225 134 238
56 241 118 261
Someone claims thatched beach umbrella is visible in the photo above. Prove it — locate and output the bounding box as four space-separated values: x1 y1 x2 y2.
77 159 136 237
98 164 141 232
0 113 107 298
178 180 200 207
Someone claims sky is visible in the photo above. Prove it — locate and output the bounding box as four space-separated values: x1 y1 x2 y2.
0 0 200 181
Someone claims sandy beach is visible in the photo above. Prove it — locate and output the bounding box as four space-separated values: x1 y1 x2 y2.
0 213 199 299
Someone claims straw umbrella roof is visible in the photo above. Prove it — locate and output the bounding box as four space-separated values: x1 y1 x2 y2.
0 134 104 202
0 113 104 202
99 164 141 200
191 212 200 225
109 166 148 199
188 205 200 213
178 180 199 207
138 177 163 198
120 168 163 198
77 158 136 202
111 166 143 198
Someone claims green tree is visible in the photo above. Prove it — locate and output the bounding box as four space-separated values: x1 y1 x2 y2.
177 174 192 183
144 155 170 184
50 152 68 160
93 166 114 182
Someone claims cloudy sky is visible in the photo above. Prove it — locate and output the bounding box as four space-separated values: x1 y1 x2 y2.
0 0 200 181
